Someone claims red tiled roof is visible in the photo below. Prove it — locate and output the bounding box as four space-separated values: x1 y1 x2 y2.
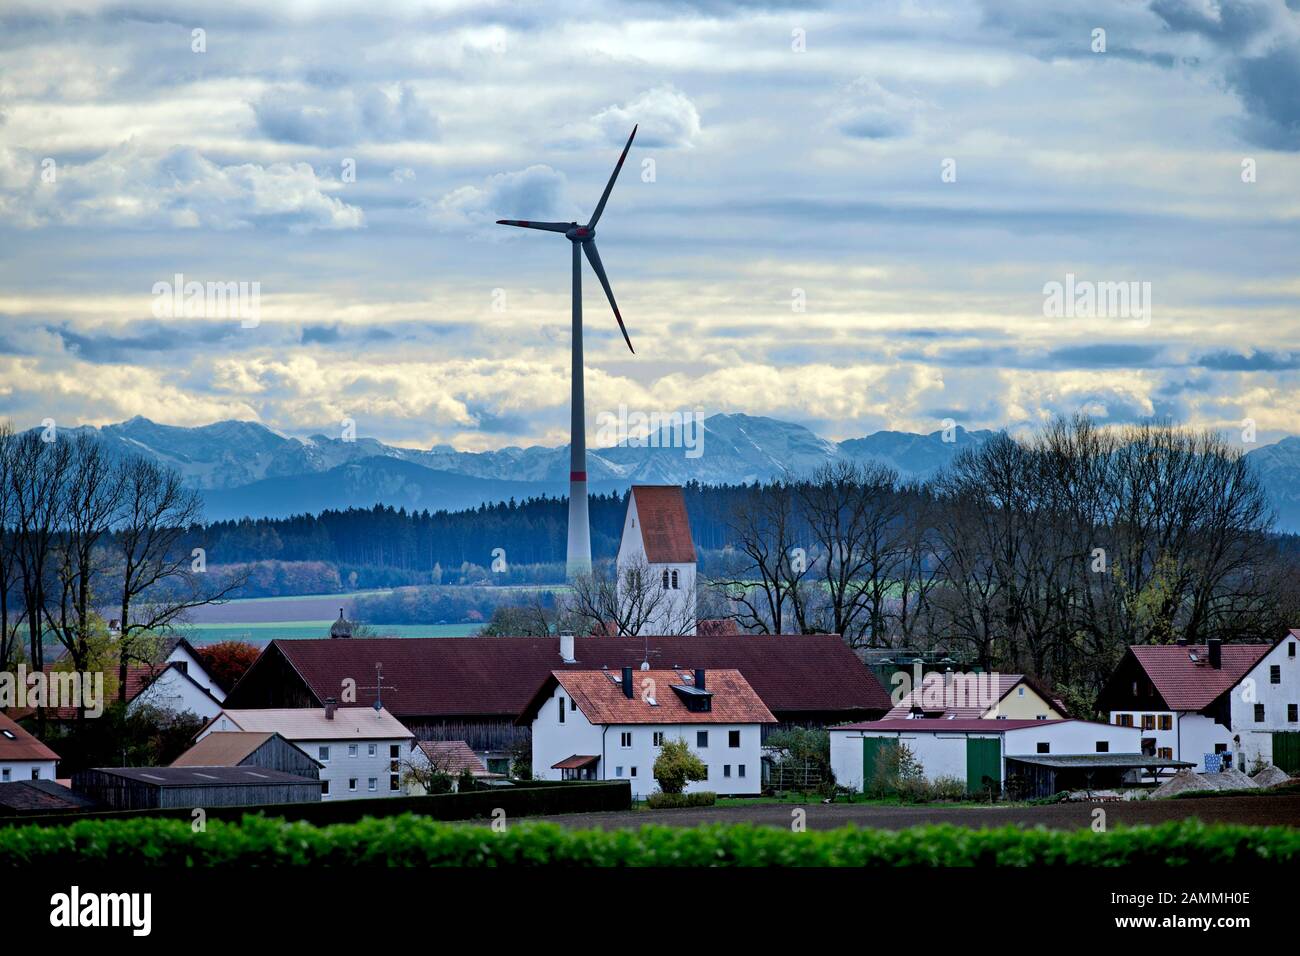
0 712 59 761
883 673 1064 719
415 740 489 775
631 486 696 563
229 634 891 719
552 754 599 770
550 668 776 725
1128 644 1271 711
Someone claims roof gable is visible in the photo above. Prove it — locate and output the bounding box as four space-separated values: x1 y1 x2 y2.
629 486 696 564
1128 644 1271 711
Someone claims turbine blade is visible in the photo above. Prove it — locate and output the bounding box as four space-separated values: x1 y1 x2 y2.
586 125 637 228
583 241 634 353
496 219 572 233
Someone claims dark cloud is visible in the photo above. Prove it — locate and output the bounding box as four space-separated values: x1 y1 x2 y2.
53 323 238 363
1048 344 1162 368
301 325 341 345
1198 349 1300 371
1226 43 1300 149
254 84 440 146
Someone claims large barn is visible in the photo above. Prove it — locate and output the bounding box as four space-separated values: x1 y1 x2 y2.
222 634 892 774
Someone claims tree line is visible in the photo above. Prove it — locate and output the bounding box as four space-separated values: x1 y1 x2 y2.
0 424 242 715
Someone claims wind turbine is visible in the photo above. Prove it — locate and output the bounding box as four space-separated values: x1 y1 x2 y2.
498 125 637 579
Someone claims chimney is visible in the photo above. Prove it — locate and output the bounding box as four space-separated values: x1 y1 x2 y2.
694 668 706 691
1176 638 1187 646
560 631 575 664
621 666 634 699
1208 639 1222 670
324 697 337 720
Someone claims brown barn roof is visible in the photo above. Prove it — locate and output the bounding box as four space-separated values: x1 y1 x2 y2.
541 668 776 725
0 780 97 813
1127 644 1271 711
171 732 275 767
415 740 490 775
631 485 696 563
0 712 59 762
226 634 891 720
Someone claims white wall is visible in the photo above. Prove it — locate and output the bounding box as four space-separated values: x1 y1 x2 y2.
1004 721 1141 756
166 645 226 702
530 683 762 798
0 759 57 783
615 493 697 636
129 667 223 721
1229 635 1300 769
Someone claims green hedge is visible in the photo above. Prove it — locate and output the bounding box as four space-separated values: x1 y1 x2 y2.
646 791 716 809
0 816 1295 867
0 780 630 829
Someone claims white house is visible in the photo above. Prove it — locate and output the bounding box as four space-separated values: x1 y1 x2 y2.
0 712 58 783
127 662 225 722
616 485 697 635
885 671 1067 720
164 638 227 702
198 703 415 800
830 718 1161 799
1099 633 1300 774
521 665 775 799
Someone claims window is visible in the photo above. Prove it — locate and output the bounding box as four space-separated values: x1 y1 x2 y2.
728 730 741 748
348 744 358 758
368 778 377 792
1158 715 1173 731
1255 704 1266 722
319 745 330 761
1289 704 1298 723
1036 742 1050 754
620 731 632 749
662 569 670 589
390 745 400 759
1096 741 1109 753
1 769 9 782
321 779 330 796
1290 642 1296 658
0 730 13 739
1158 747 1173 760
1036 714 1047 720
1214 743 1228 753
389 775 400 792
570 698 576 711
723 765 731 778
615 766 623 777
348 778 358 792
671 569 679 589
368 744 377 757
631 767 637 777
653 732 665 746
1017 687 1025 697
738 765 746 778
559 696 565 723
31 768 40 780
1141 714 1156 731
696 731 708 748
1271 665 1281 685
1115 714 1133 727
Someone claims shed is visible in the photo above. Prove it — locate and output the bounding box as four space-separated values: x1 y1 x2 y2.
72 766 322 811
171 731 322 779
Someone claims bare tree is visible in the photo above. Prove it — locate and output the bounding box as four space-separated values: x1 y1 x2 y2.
566 556 695 636
0 424 24 670
710 481 808 633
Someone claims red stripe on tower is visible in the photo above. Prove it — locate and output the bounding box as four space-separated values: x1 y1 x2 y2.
570 471 587 481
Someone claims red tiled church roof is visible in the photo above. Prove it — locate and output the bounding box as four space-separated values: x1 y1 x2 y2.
631 485 696 564
226 634 892 720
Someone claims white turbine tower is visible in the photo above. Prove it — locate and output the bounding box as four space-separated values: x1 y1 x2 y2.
498 126 638 579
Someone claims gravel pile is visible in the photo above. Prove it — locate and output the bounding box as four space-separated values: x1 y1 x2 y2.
1151 768 1259 799
1251 764 1293 788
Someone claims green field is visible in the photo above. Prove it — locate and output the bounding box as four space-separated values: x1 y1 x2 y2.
182 621 480 643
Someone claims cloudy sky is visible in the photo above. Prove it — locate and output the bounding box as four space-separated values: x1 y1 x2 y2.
1 0 1298 451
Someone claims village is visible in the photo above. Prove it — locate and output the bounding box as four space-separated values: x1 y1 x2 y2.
3 484 1297 821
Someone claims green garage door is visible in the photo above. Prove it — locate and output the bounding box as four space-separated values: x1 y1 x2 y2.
966 738 1001 796
862 737 900 792
1274 733 1300 774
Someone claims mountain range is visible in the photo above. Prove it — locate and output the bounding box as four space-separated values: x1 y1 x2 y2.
39 415 1300 531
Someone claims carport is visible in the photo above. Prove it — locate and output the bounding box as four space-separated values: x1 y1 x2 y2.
1005 753 1194 799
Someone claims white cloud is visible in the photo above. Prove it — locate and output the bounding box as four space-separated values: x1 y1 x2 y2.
425 164 574 231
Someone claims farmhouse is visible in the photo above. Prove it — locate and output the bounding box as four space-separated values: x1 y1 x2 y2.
0 712 58 783
221 634 891 773
405 740 502 794
829 718 1186 799
172 731 322 779
1098 633 1300 773
73 766 321 811
198 704 414 800
885 671 1067 720
616 485 697 635
521 666 775 798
